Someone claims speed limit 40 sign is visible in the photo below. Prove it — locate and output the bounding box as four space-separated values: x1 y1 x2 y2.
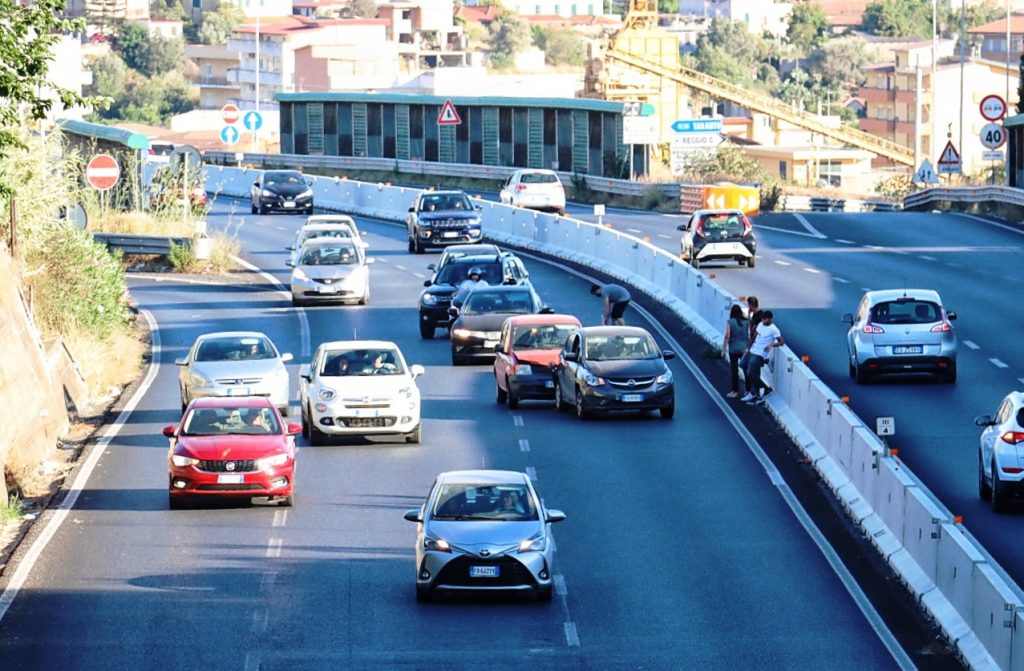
980 123 1006 149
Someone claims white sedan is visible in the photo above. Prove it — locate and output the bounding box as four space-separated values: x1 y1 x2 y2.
288 237 373 306
299 340 425 445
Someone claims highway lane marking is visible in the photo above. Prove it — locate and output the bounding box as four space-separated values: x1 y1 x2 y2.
803 267 821 274
773 260 791 266
657 233 673 239
835 239 855 245
128 274 244 287
259 571 279 594
234 255 312 360
791 213 827 239
513 415 524 426
1019 378 1024 387
395 264 407 271
753 223 823 238
377 257 389 263
519 252 915 670
244 652 261 671
519 438 530 452
990 358 1009 369
564 622 580 647
957 212 1024 238
526 466 537 481
554 574 567 596
833 277 850 284
965 341 980 350
251 608 270 634
0 310 162 625
275 226 288 231
272 510 288 527
266 538 283 558
413 272 426 279
919 255 936 261
861 287 872 292
627 228 643 234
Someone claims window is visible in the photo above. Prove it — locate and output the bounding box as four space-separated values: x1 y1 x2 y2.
778 160 787 180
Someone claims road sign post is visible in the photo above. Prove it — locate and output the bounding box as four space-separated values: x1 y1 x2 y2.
437 99 462 126
220 103 241 126
244 110 263 152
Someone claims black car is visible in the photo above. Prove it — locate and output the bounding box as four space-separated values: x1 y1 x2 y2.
406 190 483 253
418 253 530 339
676 209 757 269
251 170 314 214
553 326 675 419
449 285 549 365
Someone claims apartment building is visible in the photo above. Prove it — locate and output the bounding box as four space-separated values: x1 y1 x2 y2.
466 0 606 19
676 0 790 37
189 0 292 21
187 44 243 110
969 15 1024 65
376 0 470 70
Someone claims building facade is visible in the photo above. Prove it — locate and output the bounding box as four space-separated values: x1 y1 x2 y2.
467 0 605 19
187 44 243 110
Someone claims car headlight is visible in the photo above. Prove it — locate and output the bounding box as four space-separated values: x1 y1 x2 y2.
583 372 605 386
398 386 414 399
417 219 431 227
656 370 673 385
518 533 546 553
300 188 313 198
292 268 309 282
258 453 290 470
318 387 336 401
423 535 450 552
171 454 199 467
261 189 274 197
452 328 472 339
421 293 438 306
514 364 532 375
189 371 212 386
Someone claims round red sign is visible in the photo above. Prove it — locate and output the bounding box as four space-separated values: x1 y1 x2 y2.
86 154 120 191
980 94 1007 122
221 103 241 125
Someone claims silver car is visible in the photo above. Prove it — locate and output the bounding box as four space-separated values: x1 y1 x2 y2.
286 220 367 267
288 237 374 306
842 289 957 383
403 470 565 602
176 332 293 415
976 392 1024 513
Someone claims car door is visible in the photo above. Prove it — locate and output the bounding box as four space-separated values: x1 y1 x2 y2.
302 346 323 410
983 398 1012 472
499 175 514 204
677 214 696 255
557 333 581 402
494 321 514 388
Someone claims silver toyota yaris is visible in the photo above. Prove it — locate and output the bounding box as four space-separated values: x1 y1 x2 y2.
403 470 565 602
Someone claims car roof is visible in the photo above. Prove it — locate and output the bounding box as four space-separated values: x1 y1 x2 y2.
693 209 746 216
423 190 468 196
513 169 558 176
438 470 529 485
190 396 275 409
299 223 356 233
504 313 581 327
196 331 271 341
470 285 531 294
301 237 359 248
864 289 943 304
318 340 401 351
444 244 500 253
579 325 653 338
304 215 354 226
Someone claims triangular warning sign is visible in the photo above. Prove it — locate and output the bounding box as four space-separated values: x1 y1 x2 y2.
437 99 462 126
937 141 960 165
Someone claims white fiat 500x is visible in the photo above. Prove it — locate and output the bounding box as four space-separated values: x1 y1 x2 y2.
299 340 424 445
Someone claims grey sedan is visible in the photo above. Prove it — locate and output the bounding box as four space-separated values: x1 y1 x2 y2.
403 470 565 602
176 332 293 415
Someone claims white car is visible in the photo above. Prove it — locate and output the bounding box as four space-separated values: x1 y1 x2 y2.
499 169 566 215
176 332 293 416
976 392 1024 513
286 220 367 266
288 237 373 306
299 340 425 445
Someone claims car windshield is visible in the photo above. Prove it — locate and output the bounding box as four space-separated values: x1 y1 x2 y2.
194 336 276 362
463 290 533 315
319 349 404 376
699 213 746 235
870 299 941 325
421 193 473 212
513 324 577 350
431 483 538 521
520 172 558 184
300 244 357 266
585 335 660 361
435 262 501 285
182 406 281 435
265 171 304 186
300 228 354 246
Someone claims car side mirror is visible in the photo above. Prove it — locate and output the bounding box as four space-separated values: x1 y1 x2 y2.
174 357 188 366
539 306 555 314
564 351 579 362
403 509 423 523
975 415 995 427
408 206 415 213
842 313 854 324
676 224 685 231
298 364 311 381
423 280 432 288
410 364 425 379
162 425 176 437
427 263 436 271
286 260 295 267
280 353 294 363
474 205 483 212
546 509 566 523
286 423 302 436
947 311 957 321
253 181 260 187
448 306 459 317
365 257 376 265
662 350 676 361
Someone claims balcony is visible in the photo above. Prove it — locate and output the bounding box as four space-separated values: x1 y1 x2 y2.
859 88 920 105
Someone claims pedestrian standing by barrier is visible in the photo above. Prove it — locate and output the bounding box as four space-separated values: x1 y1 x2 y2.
745 295 763 345
722 304 749 398
591 283 631 325
741 310 783 404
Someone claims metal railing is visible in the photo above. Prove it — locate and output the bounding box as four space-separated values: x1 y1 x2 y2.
90 233 190 255
904 185 1024 210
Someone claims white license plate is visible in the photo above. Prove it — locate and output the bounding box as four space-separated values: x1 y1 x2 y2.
317 285 338 294
545 380 554 388
224 386 250 397
621 394 644 402
443 231 459 238
283 201 295 208
484 340 499 349
354 409 381 418
893 346 923 354
469 565 499 578
217 474 244 484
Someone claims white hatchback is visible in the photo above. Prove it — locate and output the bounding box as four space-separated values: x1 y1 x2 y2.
299 341 425 445
287 219 367 266
288 237 373 306
977 392 1024 513
499 169 566 215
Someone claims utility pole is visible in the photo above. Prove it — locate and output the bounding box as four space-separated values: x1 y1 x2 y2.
959 0 966 179
9 197 17 260
932 0 938 167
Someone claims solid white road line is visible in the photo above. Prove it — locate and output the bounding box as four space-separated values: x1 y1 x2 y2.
990 358 1008 369
0 310 162 624
835 239 856 245
791 213 828 239
964 341 980 350
519 439 530 452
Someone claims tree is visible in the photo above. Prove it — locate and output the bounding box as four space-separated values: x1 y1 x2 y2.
89 53 129 101
150 0 188 20
787 1 828 53
658 0 678 13
489 14 532 69
350 0 378 18
116 22 150 72
198 3 245 45
861 0 932 38
533 26 586 66
691 18 773 88
806 36 870 90
141 35 185 76
0 0 90 195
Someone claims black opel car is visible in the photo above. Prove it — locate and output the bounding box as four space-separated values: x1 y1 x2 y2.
250 170 314 215
417 253 529 339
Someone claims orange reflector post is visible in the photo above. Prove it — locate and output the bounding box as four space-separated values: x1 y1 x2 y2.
643 236 651 242
708 273 716 279
801 355 810 362
889 448 899 456
953 516 963 524
840 395 850 403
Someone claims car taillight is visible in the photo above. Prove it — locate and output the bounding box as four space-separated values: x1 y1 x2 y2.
862 323 884 334
148 148 155 155
516 185 527 191
930 322 952 332
1001 431 1024 445
1003 466 1024 474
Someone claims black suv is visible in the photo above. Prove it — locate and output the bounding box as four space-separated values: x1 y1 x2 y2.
418 253 530 339
406 190 483 253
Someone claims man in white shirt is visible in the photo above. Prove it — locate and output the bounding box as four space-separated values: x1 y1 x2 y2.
740 310 783 404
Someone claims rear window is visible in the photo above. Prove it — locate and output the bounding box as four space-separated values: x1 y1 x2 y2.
512 324 578 350
521 172 559 184
870 300 940 325
699 213 746 235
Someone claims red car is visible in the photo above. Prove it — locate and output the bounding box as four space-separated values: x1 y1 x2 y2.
164 397 300 509
493 313 582 408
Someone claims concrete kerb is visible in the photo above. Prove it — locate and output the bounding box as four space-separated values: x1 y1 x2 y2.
207 166 1007 670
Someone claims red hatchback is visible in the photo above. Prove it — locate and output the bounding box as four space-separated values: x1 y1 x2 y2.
164 397 300 509
493 313 582 408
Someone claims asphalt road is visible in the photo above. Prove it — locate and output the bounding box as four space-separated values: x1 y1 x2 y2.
0 197 924 669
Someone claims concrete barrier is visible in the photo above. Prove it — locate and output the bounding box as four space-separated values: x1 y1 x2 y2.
205 166 1018 670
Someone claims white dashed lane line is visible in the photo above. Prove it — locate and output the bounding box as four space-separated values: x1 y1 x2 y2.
657 233 673 239
275 226 288 231
518 439 530 452
990 359 1009 369
244 652 260 671
833 277 850 284
835 239 856 245
513 415 524 427
526 466 537 481
395 264 407 271
626 228 643 234
919 255 936 261
564 622 580 647
377 257 389 263
272 510 288 527
774 260 792 267
266 538 283 558
413 272 426 279
251 608 269 634
964 341 980 351
803 267 821 274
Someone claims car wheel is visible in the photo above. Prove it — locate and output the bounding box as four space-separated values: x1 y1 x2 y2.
575 388 590 420
419 321 434 339
415 585 431 602
659 403 675 419
451 349 463 366
301 405 310 439
536 584 553 602
556 208 566 216
943 365 957 384
359 286 369 306
305 206 313 215
747 255 756 268
691 255 701 269
408 237 416 253
992 461 1010 513
848 358 855 378
854 361 870 384
168 494 186 510
506 378 519 409
554 381 569 412
413 237 425 254
258 204 268 215
310 424 327 447
280 492 295 507
979 453 992 500
405 424 422 444
495 377 508 404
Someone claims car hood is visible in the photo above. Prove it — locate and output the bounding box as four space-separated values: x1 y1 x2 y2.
318 374 416 398
587 358 666 378
176 435 289 460
295 264 359 281
427 520 543 549
263 183 309 197
511 349 562 367
454 313 521 331
189 359 284 379
423 285 457 296
417 211 479 222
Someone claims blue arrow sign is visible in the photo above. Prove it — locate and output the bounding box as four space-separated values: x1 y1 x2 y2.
671 118 723 134
220 125 240 145
243 110 263 132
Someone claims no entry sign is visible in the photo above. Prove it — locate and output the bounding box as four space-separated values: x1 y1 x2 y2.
86 154 120 191
221 103 241 125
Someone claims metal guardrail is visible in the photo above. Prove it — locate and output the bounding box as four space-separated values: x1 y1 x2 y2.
904 185 1024 210
91 233 190 255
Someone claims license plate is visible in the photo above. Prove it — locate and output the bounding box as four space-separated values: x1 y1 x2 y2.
284 201 295 208
225 386 250 397
354 409 381 418
893 346 923 354
217 474 244 484
317 285 338 294
469 565 499 578
443 231 459 238
484 340 499 349
621 393 644 402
